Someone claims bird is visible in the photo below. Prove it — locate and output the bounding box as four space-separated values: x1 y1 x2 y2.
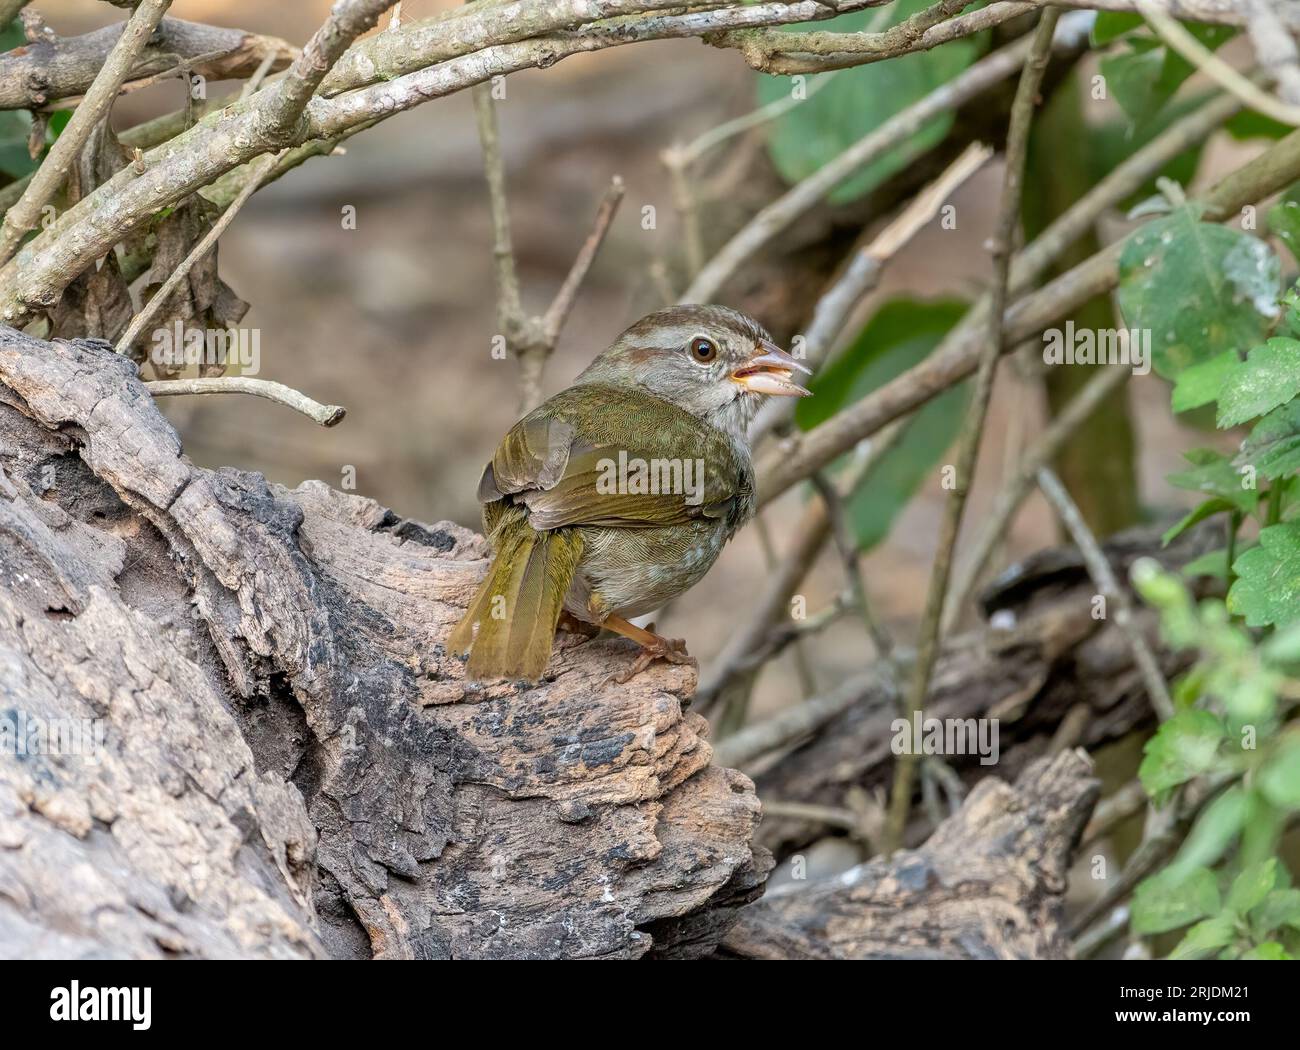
448 304 810 683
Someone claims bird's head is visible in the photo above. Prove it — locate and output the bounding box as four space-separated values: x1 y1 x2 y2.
576 305 810 439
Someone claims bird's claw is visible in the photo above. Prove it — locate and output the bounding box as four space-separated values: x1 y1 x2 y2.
603 636 695 686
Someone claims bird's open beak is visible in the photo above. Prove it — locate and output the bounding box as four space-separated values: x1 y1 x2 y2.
731 339 812 397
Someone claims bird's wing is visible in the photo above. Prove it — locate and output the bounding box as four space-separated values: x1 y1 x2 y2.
477 386 749 532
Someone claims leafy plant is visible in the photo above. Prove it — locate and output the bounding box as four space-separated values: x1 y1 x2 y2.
1130 562 1300 959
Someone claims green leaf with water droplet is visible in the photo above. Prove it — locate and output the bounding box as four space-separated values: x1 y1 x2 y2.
1237 400 1300 480
1118 205 1281 379
1218 338 1300 427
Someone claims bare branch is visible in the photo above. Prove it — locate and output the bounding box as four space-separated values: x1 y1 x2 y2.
1036 469 1175 719
756 96 1280 508
750 141 993 446
541 176 625 344
682 23 1083 304
942 363 1132 633
0 0 173 265
0 17 294 111
144 377 346 427
1138 0 1300 125
883 8 1060 855
1244 0 1300 106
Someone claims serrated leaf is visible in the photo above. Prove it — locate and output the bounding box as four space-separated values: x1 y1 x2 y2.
759 3 980 204
1133 865 1221 934
1227 859 1280 915
1217 338 1300 427
1171 351 1240 413
1169 913 1238 959
1258 738 1300 809
1139 708 1226 800
797 298 969 552
1166 448 1256 514
1228 523 1300 627
1118 206 1280 379
1237 401 1300 480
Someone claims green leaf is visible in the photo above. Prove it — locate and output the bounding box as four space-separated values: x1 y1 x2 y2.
1250 887 1300 934
798 298 969 551
1117 206 1281 379
1166 448 1256 514
1268 185 1300 260
1258 738 1300 809
759 3 980 204
1181 546 1232 581
1228 523 1300 627
0 111 35 180
1227 110 1293 141
1101 24 1236 129
1133 865 1221 934
1138 708 1226 800
1169 913 1238 959
1241 941 1293 959
1237 401 1300 481
1092 11 1144 46
1218 338 1300 428
1162 498 1237 546
1171 351 1240 413
1227 859 1280 916
1171 785 1249 875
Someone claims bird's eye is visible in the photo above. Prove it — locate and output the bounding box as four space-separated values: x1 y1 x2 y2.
689 336 718 363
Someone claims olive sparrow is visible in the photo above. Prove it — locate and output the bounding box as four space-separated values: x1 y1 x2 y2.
449 304 810 682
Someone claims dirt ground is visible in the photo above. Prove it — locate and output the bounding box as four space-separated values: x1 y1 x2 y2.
40 0 1248 724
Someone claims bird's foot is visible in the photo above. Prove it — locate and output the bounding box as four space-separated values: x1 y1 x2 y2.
555 610 600 649
598 615 696 685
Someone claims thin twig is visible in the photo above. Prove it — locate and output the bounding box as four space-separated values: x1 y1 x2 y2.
541 176 625 343
942 363 1131 632
683 32 1050 304
755 88 1248 507
749 141 993 447
116 151 283 356
1138 0 1300 125
0 0 173 265
145 377 346 427
699 420 908 712
1035 467 1175 719
882 8 1060 856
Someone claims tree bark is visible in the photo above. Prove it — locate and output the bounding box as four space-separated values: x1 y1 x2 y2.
0 329 770 959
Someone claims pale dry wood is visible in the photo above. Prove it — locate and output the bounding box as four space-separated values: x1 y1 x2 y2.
719 750 1100 960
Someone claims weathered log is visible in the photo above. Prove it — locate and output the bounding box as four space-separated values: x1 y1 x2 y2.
0 329 769 959
718 749 1099 959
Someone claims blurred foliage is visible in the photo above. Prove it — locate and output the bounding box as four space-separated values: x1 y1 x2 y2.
796 297 968 551
758 1 983 204
0 19 71 181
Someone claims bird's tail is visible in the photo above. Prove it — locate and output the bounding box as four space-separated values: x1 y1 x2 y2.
448 506 584 681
